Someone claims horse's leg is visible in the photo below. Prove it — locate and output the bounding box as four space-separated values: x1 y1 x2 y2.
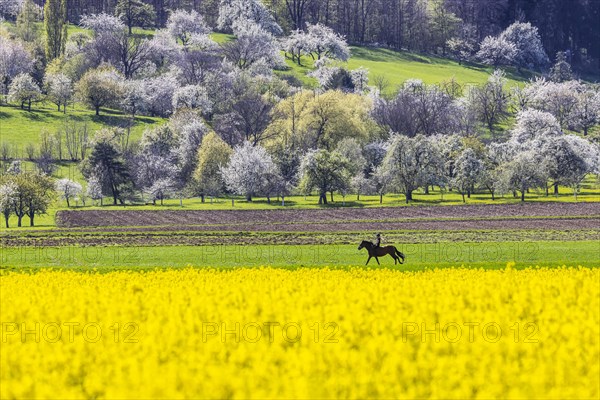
375 257 380 265
366 256 371 265
388 250 397 264
395 248 404 264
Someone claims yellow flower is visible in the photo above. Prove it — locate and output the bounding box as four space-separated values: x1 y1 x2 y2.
1 267 598 399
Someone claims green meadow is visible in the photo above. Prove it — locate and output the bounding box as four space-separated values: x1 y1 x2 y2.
1 241 598 271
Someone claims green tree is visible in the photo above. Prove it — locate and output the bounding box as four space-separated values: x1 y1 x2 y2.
75 67 124 116
44 0 67 61
192 132 232 202
10 172 54 227
298 149 352 204
266 91 372 151
25 172 55 226
16 0 41 42
429 0 461 56
115 0 156 34
86 139 132 205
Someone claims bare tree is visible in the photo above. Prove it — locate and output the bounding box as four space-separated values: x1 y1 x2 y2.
63 118 90 161
468 70 510 134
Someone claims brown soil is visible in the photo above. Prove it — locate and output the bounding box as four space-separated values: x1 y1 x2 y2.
56 203 600 232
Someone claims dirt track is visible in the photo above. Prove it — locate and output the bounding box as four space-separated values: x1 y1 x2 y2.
55 203 600 232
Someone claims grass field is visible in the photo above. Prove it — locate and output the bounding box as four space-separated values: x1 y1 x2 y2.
1 241 598 271
278 44 531 92
0 104 164 150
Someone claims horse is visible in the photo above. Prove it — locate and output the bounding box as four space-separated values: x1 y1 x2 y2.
358 240 405 266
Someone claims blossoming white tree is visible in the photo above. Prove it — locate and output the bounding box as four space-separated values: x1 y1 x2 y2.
221 141 279 201
56 178 82 207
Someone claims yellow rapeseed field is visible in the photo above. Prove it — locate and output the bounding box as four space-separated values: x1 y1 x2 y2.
1 267 599 399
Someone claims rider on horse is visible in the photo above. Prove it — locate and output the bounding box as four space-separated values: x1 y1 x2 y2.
374 233 381 248
358 234 405 265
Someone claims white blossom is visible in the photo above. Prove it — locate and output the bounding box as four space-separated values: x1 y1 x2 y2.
56 178 83 207
167 9 211 47
221 141 278 201
218 0 282 36
172 85 212 115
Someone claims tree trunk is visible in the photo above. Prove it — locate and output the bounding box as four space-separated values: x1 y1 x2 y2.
201 194 205 203
405 190 413 203
554 182 559 196
424 186 429 194
246 194 252 201
95 106 100 116
66 197 70 207
462 193 465 203
29 213 34 226
521 190 525 202
267 196 271 204
17 215 22 227
28 99 31 111
319 192 327 204
4 213 9 228
330 191 334 202
281 196 285 206
491 190 495 201
379 193 383 204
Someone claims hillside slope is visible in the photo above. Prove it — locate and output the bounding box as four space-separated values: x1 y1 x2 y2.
1 29 534 151
279 44 533 91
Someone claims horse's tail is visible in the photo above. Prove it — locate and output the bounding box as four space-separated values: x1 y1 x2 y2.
395 247 405 262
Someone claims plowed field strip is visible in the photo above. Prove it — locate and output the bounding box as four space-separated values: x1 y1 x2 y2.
56 203 600 228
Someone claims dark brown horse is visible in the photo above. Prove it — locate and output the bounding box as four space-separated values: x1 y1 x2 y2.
358 240 405 265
